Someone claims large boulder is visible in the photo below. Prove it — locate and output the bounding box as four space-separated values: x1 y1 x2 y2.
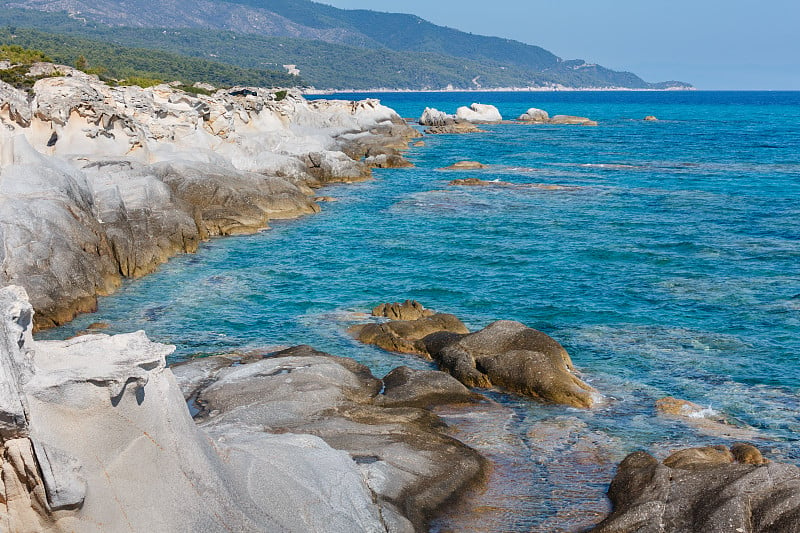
590 446 800 533
518 108 550 122
455 103 502 123
424 320 597 408
419 107 454 127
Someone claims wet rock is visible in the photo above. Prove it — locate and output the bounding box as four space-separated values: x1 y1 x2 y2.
590 446 800 533
372 300 434 321
655 396 760 440
441 161 486 170
644 115 658 121
364 153 414 168
350 313 470 357
378 366 482 408
313 195 337 202
413 140 425 147
353 303 596 408
426 321 597 408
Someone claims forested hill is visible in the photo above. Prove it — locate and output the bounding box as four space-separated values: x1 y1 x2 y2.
0 0 693 90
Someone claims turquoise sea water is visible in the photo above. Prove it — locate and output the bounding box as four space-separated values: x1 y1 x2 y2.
40 91 800 530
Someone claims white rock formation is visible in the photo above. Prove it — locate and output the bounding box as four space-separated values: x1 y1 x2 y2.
0 286 391 532
518 107 550 122
0 66 418 328
455 103 502 123
419 107 454 126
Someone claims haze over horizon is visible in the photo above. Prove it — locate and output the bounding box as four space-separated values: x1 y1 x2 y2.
322 0 799 90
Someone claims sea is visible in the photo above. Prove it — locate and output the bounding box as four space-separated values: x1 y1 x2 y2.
38 91 800 531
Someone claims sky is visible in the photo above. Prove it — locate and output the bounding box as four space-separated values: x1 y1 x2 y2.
320 0 800 90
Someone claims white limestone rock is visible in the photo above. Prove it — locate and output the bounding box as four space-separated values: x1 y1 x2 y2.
518 107 550 122
0 288 391 532
455 103 502 123
419 107 455 127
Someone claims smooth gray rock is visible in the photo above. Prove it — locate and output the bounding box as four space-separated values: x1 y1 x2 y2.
186 345 489 531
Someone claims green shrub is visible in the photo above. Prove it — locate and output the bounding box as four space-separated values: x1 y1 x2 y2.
0 44 50 64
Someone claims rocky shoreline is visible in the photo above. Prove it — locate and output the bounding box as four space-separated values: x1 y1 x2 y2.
2 66 799 531
0 62 419 330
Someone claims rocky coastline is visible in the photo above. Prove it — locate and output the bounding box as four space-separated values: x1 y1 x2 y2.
2 66 798 532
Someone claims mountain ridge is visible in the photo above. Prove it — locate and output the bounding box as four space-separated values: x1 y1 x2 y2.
0 0 693 90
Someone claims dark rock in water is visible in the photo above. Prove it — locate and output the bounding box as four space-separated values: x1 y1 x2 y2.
378 366 483 408
372 300 434 321
589 446 800 533
175 345 489 531
352 303 597 408
425 120 483 135
425 320 597 408
350 313 469 357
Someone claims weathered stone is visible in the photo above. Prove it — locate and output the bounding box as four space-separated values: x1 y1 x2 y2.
426 320 597 408
425 120 482 134
185 345 489 531
590 447 800 533
518 108 549 122
419 107 454 127
351 313 470 357
662 445 734 470
455 103 502 123
549 115 598 126
1 68 416 329
372 300 434 321
644 115 658 121
378 366 481 408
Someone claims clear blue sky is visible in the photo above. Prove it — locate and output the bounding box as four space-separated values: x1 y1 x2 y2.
321 0 800 90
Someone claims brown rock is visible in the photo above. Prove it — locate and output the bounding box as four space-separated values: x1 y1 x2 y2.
663 445 734 470
425 120 483 135
644 115 658 121
731 443 767 465
426 320 596 408
549 115 597 126
378 366 482 408
372 300 434 321
413 141 426 147
441 161 486 170
350 313 470 358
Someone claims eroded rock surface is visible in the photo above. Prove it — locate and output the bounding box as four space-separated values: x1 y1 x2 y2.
176 345 489 531
1 287 486 532
455 103 502 123
0 66 417 329
590 446 800 533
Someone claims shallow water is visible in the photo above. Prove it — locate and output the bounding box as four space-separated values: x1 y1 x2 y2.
39 91 800 530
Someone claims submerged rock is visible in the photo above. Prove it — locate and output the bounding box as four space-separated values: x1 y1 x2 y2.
590 446 800 533
549 115 598 126
441 161 486 170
